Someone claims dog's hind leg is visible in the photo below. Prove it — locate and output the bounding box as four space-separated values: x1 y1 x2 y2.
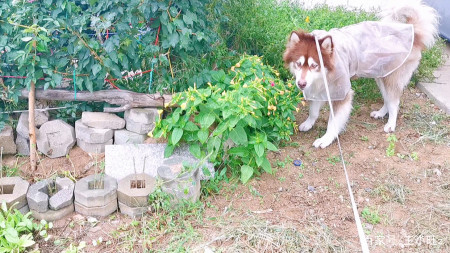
370 78 389 119
313 90 354 148
299 100 325 132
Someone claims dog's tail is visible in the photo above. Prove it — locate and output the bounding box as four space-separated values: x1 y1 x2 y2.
379 0 439 49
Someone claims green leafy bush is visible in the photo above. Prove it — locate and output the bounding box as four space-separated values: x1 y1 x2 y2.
152 55 301 183
0 202 36 252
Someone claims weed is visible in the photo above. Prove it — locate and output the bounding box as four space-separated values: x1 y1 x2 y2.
249 185 263 198
373 183 410 204
278 177 286 182
386 134 397 157
411 152 419 161
360 136 369 142
361 206 381 225
327 155 341 165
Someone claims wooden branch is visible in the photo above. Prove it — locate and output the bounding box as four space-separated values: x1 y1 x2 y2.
29 81 37 171
20 89 173 112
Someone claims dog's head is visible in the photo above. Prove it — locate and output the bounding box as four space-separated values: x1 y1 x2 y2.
283 30 334 91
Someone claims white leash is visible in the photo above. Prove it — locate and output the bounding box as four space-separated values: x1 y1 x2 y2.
314 37 370 253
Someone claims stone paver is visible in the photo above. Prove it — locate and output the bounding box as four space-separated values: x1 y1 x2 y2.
114 130 146 145
36 120 76 158
27 177 75 212
118 201 148 218
74 174 117 207
49 177 75 210
77 138 113 154
158 164 201 202
125 108 158 124
0 177 29 209
16 135 30 156
81 112 125 129
75 120 114 143
125 118 154 135
0 125 16 154
105 144 214 181
418 44 450 115
27 180 50 213
117 173 156 207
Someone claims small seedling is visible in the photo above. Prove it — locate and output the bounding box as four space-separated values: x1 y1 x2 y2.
361 207 381 225
326 155 341 165
386 134 397 157
360 136 369 141
411 152 419 161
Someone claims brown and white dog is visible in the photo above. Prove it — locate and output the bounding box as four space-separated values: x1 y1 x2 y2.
283 0 439 148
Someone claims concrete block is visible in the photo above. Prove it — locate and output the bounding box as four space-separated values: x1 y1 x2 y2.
75 120 114 144
125 117 154 135
34 110 49 127
16 113 39 139
124 108 158 125
74 174 117 207
18 205 29 215
16 135 30 156
114 129 146 145
27 180 50 213
36 120 76 158
158 164 201 202
105 144 214 182
117 173 156 207
0 125 16 154
74 199 117 217
31 203 74 222
81 112 125 129
0 177 29 209
77 138 113 154
49 177 75 210
118 201 149 218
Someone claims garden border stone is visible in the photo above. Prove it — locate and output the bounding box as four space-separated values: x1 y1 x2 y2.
0 125 17 154
117 173 156 207
31 203 74 222
74 174 117 207
118 202 148 218
74 199 117 217
0 176 29 209
75 120 114 143
36 120 76 158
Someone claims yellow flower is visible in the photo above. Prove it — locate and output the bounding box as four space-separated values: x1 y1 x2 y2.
287 117 291 121
287 83 293 88
296 107 300 112
301 101 306 107
305 16 310 23
235 62 241 68
157 109 163 116
267 112 271 116
190 96 195 101
180 102 187 110
231 66 235 71
148 131 153 137
279 90 284 95
243 84 248 88
275 72 279 77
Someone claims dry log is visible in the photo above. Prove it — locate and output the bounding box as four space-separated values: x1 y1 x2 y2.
20 89 173 113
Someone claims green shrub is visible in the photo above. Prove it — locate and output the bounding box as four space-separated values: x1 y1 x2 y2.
152 55 301 183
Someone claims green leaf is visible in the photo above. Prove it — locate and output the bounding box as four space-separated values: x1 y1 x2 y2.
21 37 33 42
168 32 179 48
265 141 278 151
171 128 183 145
244 115 257 128
261 157 273 174
92 64 101 76
164 144 175 158
228 147 249 157
197 128 209 144
200 112 215 129
213 121 228 136
254 143 264 157
240 165 253 183
5 227 19 244
189 143 201 159
229 126 247 145
184 121 199 131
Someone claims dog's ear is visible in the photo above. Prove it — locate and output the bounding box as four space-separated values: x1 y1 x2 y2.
289 31 301 44
319 35 333 54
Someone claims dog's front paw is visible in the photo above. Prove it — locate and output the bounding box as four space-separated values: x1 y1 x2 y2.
370 110 387 119
383 123 396 133
313 135 335 148
299 120 314 132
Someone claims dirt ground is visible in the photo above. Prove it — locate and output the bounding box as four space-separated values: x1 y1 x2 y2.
2 86 449 253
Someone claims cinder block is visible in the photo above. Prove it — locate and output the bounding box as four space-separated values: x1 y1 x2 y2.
77 138 113 154
75 120 114 144
117 173 156 207
81 112 125 130
74 199 117 217
0 176 29 209
74 174 117 207
0 125 17 154
36 120 76 158
114 129 146 145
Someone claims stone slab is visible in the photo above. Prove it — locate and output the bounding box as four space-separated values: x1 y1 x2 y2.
75 120 114 144
418 43 450 115
118 201 148 218
74 174 117 207
16 113 39 140
77 138 113 154
16 135 30 156
117 173 156 207
81 112 125 129
0 176 29 209
124 108 158 125
0 125 16 154
36 120 76 158
31 202 74 222
125 117 154 135
74 199 117 217
105 144 214 181
114 129 146 145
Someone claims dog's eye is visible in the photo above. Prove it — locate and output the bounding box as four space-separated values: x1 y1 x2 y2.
296 62 302 68
310 63 318 69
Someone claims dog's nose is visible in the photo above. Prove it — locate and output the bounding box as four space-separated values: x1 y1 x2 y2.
297 80 307 89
